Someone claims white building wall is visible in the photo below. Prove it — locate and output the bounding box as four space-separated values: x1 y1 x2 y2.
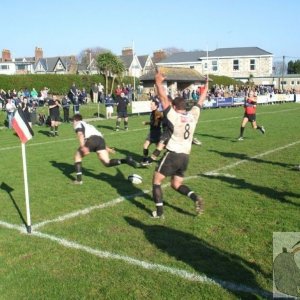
0 62 16 75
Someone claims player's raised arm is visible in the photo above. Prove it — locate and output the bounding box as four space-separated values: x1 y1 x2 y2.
155 69 170 110
197 77 209 107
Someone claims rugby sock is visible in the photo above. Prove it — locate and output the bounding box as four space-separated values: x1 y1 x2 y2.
50 126 54 136
177 185 198 201
257 125 263 133
75 162 82 182
240 126 245 137
107 159 122 166
151 149 161 161
124 121 128 129
55 126 58 135
153 184 163 216
143 148 149 157
116 120 120 130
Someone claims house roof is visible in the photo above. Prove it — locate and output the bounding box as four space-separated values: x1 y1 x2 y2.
140 67 207 82
158 47 273 64
15 57 35 63
208 47 272 57
137 55 149 68
37 57 59 71
119 55 133 69
36 56 74 71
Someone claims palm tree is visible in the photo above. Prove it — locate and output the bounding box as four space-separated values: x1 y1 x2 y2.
96 52 125 95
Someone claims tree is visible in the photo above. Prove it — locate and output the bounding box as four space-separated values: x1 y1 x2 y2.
273 60 286 76
78 47 110 66
96 52 125 95
162 47 185 56
287 60 300 74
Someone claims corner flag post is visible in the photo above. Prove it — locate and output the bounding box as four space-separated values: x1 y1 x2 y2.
21 143 32 233
12 107 34 234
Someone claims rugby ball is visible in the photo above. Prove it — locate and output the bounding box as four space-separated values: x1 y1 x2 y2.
128 174 143 184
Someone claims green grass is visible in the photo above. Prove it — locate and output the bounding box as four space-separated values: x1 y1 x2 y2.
0 103 299 299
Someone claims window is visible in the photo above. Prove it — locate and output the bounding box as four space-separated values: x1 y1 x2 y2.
233 60 239 71
212 60 218 71
250 59 255 71
17 64 26 70
297 81 300 85
0 65 9 70
291 81 294 85
280 81 287 85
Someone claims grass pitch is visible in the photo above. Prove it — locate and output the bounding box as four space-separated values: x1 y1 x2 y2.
0 102 299 299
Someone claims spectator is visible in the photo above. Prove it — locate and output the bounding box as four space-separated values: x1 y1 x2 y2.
21 97 32 127
91 83 98 103
5 97 16 128
104 94 114 119
61 94 71 123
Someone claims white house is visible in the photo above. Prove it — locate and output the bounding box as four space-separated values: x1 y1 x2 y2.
157 47 273 82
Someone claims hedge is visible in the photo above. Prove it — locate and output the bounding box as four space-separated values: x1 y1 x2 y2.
0 74 137 95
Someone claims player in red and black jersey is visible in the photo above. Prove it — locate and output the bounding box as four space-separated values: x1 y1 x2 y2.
237 90 265 141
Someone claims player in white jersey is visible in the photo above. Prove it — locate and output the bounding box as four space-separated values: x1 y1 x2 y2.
151 69 208 218
73 114 139 184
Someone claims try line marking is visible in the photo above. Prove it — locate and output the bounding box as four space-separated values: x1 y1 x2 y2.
31 140 300 230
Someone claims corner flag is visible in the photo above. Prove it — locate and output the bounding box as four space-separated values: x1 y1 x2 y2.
12 107 34 143
12 107 34 233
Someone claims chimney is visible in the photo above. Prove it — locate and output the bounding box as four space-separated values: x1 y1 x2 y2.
153 49 167 62
2 49 11 61
122 47 133 56
35 47 43 61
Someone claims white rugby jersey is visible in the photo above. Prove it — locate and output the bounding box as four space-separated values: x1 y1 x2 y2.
165 105 200 154
74 121 103 139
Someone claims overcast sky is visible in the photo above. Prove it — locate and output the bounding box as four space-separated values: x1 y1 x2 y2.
3 0 299 62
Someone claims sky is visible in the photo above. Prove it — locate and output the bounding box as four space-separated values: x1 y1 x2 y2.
3 0 299 62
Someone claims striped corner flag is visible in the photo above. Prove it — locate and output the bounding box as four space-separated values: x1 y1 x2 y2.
12 107 34 143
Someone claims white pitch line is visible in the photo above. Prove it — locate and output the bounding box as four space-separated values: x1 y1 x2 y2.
0 127 147 152
32 193 147 230
200 107 300 123
32 140 300 230
0 219 272 298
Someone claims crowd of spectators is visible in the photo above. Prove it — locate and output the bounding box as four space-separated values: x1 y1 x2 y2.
146 83 298 103
1 82 298 128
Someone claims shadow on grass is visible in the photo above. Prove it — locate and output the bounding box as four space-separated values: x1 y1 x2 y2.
201 174 300 207
125 216 272 299
195 132 233 141
209 149 296 169
37 129 51 137
50 161 76 181
98 168 152 214
163 201 195 217
0 182 28 229
116 147 145 163
95 124 115 131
